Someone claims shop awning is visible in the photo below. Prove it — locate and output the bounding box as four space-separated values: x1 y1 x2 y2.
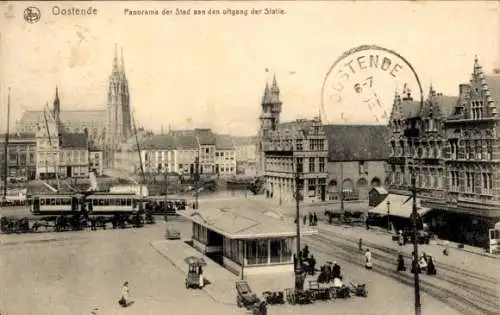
369 194 430 218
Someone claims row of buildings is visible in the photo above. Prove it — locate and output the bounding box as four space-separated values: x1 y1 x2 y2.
256 57 500 247
112 129 258 178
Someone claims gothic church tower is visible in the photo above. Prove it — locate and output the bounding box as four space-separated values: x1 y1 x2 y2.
106 45 131 149
257 74 282 174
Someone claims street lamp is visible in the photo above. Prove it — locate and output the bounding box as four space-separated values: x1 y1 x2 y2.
194 154 200 210
387 200 391 232
294 166 304 291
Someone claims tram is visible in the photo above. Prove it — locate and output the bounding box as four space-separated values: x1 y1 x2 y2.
145 196 188 215
31 194 78 215
488 221 500 255
0 188 28 206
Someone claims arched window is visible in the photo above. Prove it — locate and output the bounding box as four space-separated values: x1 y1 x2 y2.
371 177 381 187
356 178 368 189
342 179 354 192
328 179 338 192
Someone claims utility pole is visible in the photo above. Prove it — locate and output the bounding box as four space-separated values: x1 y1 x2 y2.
294 165 303 291
340 161 345 221
411 169 422 315
194 153 199 209
164 161 168 212
3 88 11 201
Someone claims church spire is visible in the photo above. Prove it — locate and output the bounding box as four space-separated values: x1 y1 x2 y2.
120 47 126 77
112 43 119 75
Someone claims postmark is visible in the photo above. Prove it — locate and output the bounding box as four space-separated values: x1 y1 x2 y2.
321 45 424 124
23 6 41 23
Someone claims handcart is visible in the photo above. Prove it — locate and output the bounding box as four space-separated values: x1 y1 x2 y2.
236 280 260 309
185 262 202 289
349 281 368 297
284 288 315 305
308 280 335 301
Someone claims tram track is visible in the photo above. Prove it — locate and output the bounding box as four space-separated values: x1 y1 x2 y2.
314 232 499 310
304 232 499 315
318 227 498 285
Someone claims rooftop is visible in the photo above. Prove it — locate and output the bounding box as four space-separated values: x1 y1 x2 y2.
180 202 317 239
142 135 177 150
60 133 87 149
232 136 257 146
215 134 234 150
20 109 106 125
0 132 36 141
324 124 389 162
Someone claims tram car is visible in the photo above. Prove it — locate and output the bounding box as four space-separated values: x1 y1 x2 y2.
31 194 79 215
0 188 28 207
145 196 188 215
86 193 142 216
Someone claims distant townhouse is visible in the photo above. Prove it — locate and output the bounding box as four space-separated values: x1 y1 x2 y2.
215 134 236 177
58 133 89 178
232 136 258 176
0 132 37 180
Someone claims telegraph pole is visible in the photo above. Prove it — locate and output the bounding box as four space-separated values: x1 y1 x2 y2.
194 154 199 209
294 166 303 291
2 88 11 201
411 169 422 315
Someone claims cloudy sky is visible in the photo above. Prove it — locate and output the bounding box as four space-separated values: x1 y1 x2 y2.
0 1 498 136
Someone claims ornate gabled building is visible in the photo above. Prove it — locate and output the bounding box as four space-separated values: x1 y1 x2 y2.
386 57 500 247
258 75 329 203
387 85 457 198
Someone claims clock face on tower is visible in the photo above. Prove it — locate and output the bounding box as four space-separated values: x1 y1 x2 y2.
321 45 423 125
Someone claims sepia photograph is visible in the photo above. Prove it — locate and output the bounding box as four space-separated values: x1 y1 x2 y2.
0 1 499 314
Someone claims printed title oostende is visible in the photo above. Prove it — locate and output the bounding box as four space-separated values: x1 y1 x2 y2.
52 6 98 16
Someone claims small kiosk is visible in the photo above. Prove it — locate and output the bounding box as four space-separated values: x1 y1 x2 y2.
180 205 317 276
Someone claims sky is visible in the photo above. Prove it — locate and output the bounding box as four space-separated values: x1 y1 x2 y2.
0 1 499 136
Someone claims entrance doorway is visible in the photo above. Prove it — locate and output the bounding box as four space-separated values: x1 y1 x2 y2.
66 166 72 178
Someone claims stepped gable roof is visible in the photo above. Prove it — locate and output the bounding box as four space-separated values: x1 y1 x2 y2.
274 119 319 138
400 100 421 119
215 134 234 150
141 134 177 150
60 132 87 149
421 91 458 119
324 124 389 162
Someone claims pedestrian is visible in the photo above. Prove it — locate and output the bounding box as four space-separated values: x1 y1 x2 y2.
198 264 204 288
411 252 421 274
119 281 131 307
308 212 313 226
397 253 406 272
328 211 333 224
302 245 309 259
303 215 307 226
398 231 404 246
332 261 341 279
426 255 436 275
293 254 297 271
313 212 318 226
309 255 316 275
358 238 363 251
364 249 373 270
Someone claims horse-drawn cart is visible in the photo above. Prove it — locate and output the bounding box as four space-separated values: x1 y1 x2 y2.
236 281 260 309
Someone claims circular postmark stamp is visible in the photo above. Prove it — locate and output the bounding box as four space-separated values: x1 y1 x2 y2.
24 6 41 23
321 45 423 124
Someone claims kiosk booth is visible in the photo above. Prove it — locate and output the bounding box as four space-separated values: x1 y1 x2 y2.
181 206 317 276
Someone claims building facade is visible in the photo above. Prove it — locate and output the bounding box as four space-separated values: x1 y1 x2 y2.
58 133 89 178
233 136 258 176
324 125 389 202
386 57 500 247
0 133 37 180
215 134 236 177
258 75 329 203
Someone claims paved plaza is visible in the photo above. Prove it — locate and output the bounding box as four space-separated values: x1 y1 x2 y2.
0 195 498 315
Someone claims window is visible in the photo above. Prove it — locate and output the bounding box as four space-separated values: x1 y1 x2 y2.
486 140 493 160
270 238 292 263
319 158 325 172
246 239 269 265
296 158 303 173
309 157 315 173
296 140 303 151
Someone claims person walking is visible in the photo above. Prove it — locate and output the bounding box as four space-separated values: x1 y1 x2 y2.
364 249 373 270
358 238 363 251
397 253 406 272
119 281 131 307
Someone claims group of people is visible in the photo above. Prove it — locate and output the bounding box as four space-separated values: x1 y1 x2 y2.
293 245 317 275
303 212 318 226
397 252 436 275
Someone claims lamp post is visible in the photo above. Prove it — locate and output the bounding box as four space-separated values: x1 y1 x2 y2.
387 200 391 232
294 166 304 291
410 167 421 315
194 155 199 210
